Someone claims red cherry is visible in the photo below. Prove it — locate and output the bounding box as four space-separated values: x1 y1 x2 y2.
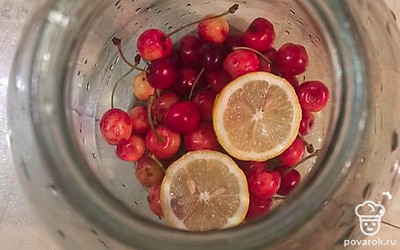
282 74 299 88
299 110 315 135
115 135 146 162
248 170 281 198
137 29 173 61
100 109 132 145
165 102 201 134
193 90 216 121
128 106 150 136
224 33 243 51
259 56 272 73
200 42 227 69
276 43 309 76
297 81 329 112
240 161 268 178
243 18 275 52
152 92 180 124
278 137 305 167
264 48 277 64
184 123 220 151
147 57 179 89
135 156 165 188
148 183 164 217
245 194 273 220
204 69 231 93
277 169 301 196
197 17 230 44
223 50 260 79
173 68 205 97
179 35 202 67
145 125 181 160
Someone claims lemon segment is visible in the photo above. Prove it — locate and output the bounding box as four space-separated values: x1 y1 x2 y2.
160 150 249 231
213 72 302 161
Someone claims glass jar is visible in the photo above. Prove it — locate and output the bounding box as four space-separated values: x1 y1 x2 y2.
7 0 400 249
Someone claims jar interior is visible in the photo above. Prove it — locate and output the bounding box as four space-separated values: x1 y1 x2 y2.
68 0 335 227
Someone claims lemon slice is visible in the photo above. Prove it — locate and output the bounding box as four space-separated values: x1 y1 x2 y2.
213 72 302 161
160 150 249 231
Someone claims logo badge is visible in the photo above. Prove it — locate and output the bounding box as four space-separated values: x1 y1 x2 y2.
355 201 385 236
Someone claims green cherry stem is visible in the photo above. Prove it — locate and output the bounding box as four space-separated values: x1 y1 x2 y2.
112 38 146 71
111 69 134 109
188 68 205 101
233 46 272 64
282 150 320 175
148 153 166 173
147 96 164 143
299 136 315 153
167 4 239 37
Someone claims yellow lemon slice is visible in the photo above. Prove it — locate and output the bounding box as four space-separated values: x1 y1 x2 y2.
160 150 249 231
213 72 302 161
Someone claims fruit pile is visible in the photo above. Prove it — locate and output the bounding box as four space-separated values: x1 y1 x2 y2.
99 4 329 231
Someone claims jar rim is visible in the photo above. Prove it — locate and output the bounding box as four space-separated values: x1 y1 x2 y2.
9 0 368 249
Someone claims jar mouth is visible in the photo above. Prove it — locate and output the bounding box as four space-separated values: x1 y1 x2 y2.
16 0 367 249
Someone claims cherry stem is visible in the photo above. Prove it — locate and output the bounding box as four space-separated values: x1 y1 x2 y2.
272 196 285 200
233 46 272 64
167 4 239 37
155 89 161 98
147 96 164 143
188 68 205 101
300 136 315 153
282 150 320 175
111 69 134 109
112 38 146 71
149 153 166 173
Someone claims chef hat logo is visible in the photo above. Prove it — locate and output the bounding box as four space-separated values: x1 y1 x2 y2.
355 201 385 219
355 201 385 236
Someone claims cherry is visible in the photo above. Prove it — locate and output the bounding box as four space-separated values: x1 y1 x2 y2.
193 90 216 121
242 18 275 52
278 136 305 167
240 161 268 178
259 56 272 73
264 47 277 64
128 106 150 136
173 68 205 97
224 33 243 51
200 42 227 69
198 16 230 44
184 123 220 151
204 69 231 93
277 169 301 196
276 43 309 76
115 135 146 162
145 125 181 160
248 170 281 199
135 156 165 188
165 102 201 134
282 74 299 88
152 92 180 124
297 81 329 112
148 183 164 217
299 110 315 135
245 194 273 220
137 29 173 61
179 35 202 67
223 50 260 79
147 57 179 89
100 109 132 145
133 71 155 101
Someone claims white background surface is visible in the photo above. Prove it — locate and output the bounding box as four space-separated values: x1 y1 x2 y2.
0 0 399 249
